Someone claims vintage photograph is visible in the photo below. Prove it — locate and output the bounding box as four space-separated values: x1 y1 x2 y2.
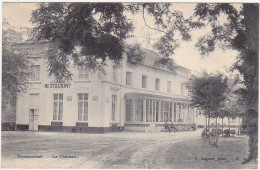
2 1 258 169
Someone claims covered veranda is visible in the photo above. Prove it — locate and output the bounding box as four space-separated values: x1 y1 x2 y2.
124 93 196 132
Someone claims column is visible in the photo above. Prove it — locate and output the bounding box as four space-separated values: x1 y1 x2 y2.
179 103 182 122
182 104 185 122
133 99 136 121
171 102 174 122
154 100 157 122
162 101 164 122
187 106 190 123
143 99 146 122
176 103 179 122
168 101 171 122
158 100 161 122
151 100 153 122
186 106 189 123
147 100 150 122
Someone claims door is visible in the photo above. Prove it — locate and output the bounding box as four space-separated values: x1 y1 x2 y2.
29 94 39 130
29 109 39 130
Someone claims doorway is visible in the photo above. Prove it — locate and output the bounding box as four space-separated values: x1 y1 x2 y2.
29 109 39 130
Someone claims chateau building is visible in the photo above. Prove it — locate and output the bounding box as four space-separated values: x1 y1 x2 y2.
15 41 197 133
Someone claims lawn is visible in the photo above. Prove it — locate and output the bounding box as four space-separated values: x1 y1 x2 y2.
155 136 253 169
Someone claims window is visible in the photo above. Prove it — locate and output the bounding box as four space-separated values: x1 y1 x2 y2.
30 65 40 81
155 78 160 91
112 95 117 121
167 81 171 93
78 66 89 80
181 83 184 95
126 72 132 86
181 83 186 95
53 94 63 121
112 66 118 83
142 75 147 88
78 94 88 121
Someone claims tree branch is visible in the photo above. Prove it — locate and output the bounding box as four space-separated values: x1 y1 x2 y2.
142 6 166 33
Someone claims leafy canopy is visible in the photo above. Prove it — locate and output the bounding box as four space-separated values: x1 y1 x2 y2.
31 2 202 81
186 72 228 118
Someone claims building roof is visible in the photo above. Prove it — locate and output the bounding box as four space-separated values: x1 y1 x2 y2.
14 41 190 72
140 48 190 73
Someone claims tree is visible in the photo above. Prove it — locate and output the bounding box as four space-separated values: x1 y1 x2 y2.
186 72 228 146
2 21 31 123
2 21 31 95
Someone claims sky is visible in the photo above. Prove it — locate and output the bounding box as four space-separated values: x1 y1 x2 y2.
2 2 240 75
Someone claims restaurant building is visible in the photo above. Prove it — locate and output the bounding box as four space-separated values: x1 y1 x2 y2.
16 41 197 133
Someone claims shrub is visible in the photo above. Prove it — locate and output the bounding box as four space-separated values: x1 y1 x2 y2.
197 125 205 128
230 129 236 136
210 129 222 136
223 129 230 137
201 128 209 137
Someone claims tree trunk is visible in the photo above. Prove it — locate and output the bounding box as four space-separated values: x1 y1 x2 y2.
243 4 259 162
215 118 218 148
221 117 224 137
237 118 240 136
208 115 211 144
208 115 210 132
228 117 230 132
205 115 208 130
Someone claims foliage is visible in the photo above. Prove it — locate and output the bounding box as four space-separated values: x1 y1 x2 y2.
31 2 205 80
2 21 31 95
201 128 222 138
31 3 134 81
217 78 247 121
2 21 31 124
230 129 236 136
125 43 144 66
201 128 209 137
143 3 204 56
154 57 176 72
186 71 228 119
211 129 222 136
224 129 231 137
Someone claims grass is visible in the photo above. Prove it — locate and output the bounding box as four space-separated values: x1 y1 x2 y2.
161 136 252 169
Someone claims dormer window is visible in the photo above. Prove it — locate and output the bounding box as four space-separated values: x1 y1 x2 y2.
29 65 40 81
112 66 118 83
78 66 89 80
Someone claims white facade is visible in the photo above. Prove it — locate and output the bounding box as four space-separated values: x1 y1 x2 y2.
16 42 197 133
